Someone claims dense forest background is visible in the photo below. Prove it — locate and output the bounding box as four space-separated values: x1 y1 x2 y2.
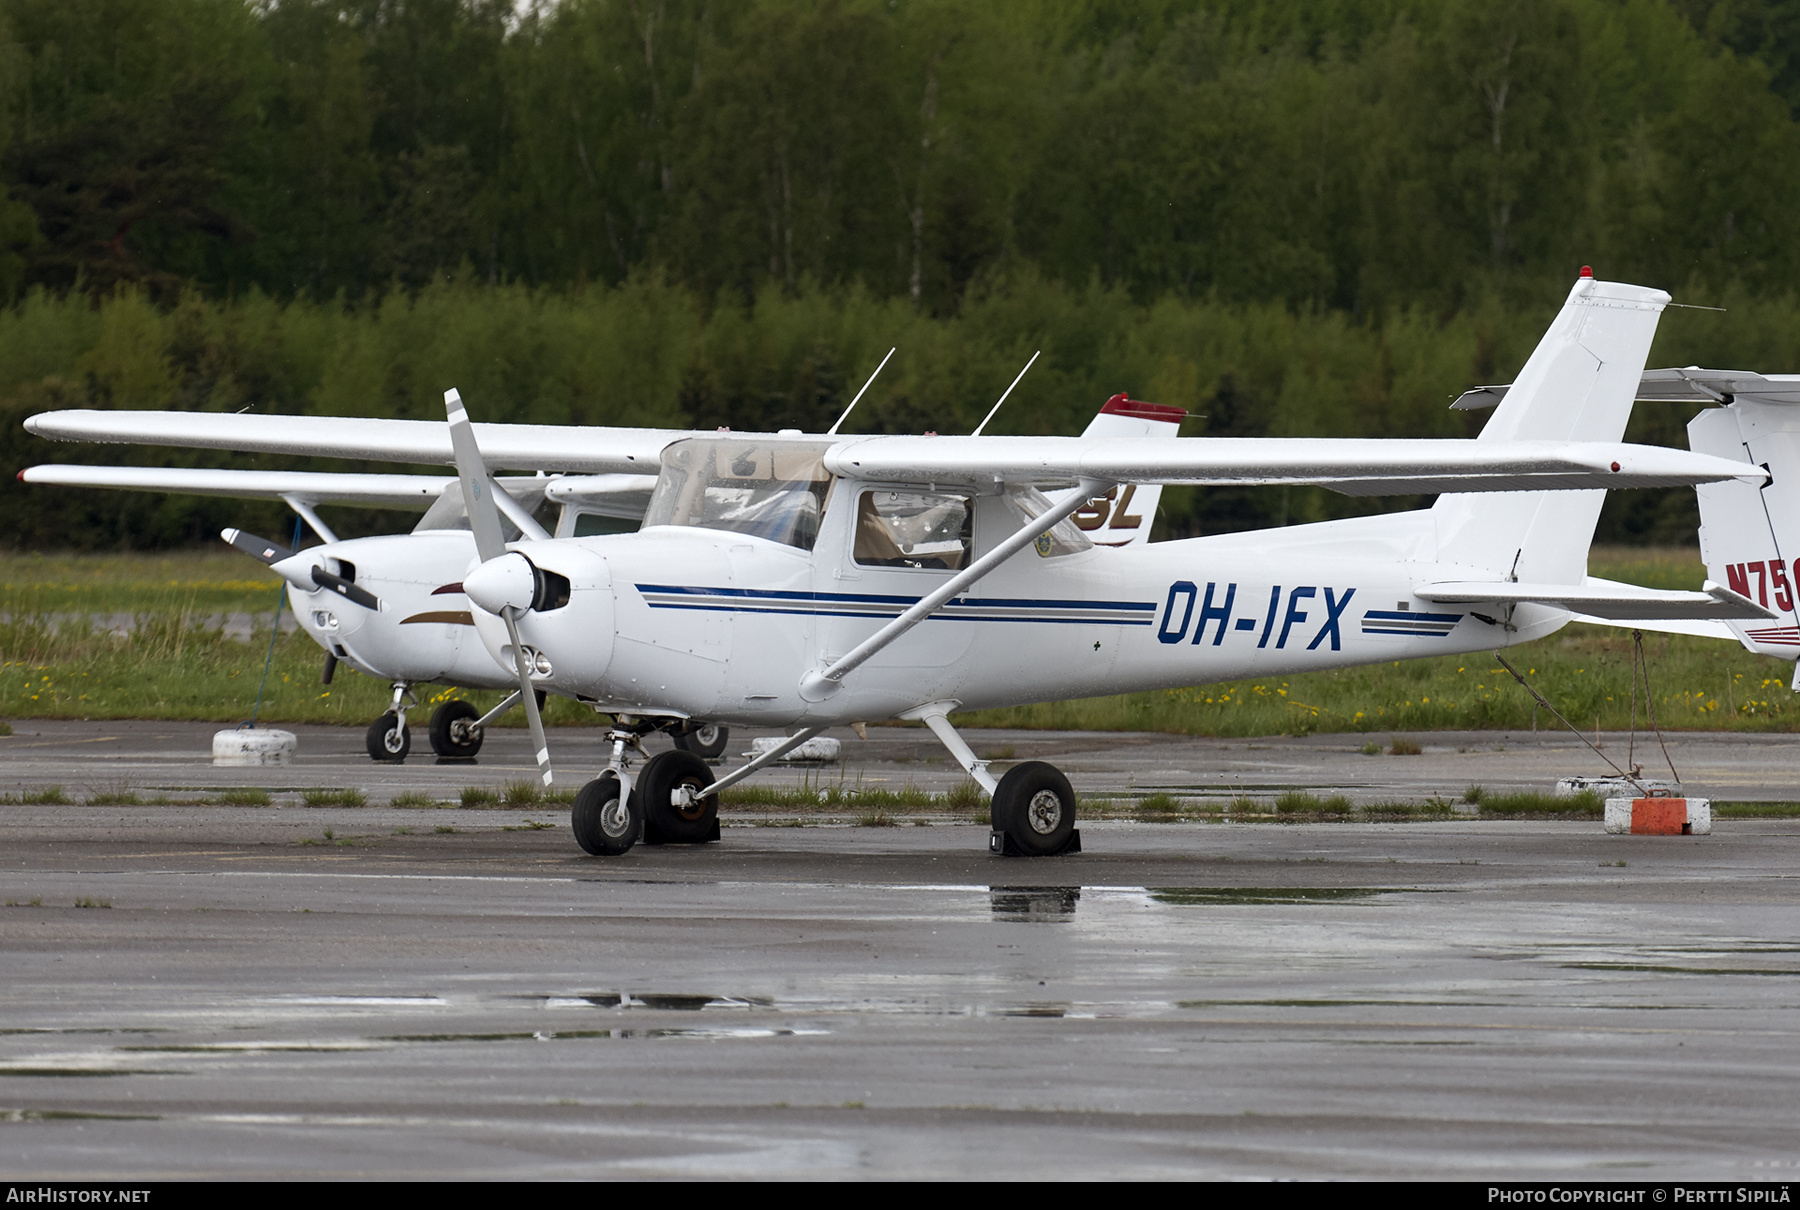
5 0 1800 548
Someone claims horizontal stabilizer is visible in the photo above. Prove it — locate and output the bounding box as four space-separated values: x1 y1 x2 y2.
1416 577 1776 621
1452 366 1800 410
1568 614 1740 640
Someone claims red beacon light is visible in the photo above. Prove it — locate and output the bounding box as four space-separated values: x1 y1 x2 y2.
1580 265 1594 278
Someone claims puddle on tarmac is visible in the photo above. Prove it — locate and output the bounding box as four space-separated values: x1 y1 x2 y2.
1150 886 1394 906
989 886 1080 922
0 1068 183 1078
382 1027 825 1042
542 993 772 1011
273 995 448 1007
1561 962 1800 977
118 1042 377 1053
1 1109 162 1122
0 1028 163 1037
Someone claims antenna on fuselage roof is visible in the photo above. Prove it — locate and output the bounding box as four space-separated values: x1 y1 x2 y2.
826 346 897 435
971 350 1040 436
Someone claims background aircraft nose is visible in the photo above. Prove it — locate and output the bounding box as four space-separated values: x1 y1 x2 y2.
464 551 537 614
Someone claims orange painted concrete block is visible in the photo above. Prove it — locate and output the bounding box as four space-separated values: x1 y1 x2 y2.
1630 798 1688 835
1604 796 1711 835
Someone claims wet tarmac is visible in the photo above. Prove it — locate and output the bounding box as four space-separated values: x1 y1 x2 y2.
2 722 1798 1179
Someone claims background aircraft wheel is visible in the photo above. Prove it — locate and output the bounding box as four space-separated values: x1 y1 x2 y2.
671 721 729 760
365 712 410 762
572 772 639 856
428 700 484 758
638 750 719 845
992 761 1077 857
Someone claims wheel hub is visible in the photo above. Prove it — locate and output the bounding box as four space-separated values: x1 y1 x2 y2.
383 727 406 754
1025 789 1063 835
599 793 630 838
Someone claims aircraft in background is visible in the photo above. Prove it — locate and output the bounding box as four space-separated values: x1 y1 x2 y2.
1456 366 1800 687
26 273 1770 858
21 394 1184 765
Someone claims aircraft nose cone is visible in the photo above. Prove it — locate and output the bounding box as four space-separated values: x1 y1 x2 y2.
464 552 537 615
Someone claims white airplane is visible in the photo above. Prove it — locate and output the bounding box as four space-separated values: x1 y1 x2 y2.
17 462 662 761
21 393 1182 766
24 274 1772 858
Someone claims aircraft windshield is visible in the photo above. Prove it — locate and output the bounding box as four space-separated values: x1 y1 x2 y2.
643 438 835 551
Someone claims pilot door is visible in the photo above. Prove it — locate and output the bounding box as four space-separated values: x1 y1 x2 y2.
815 485 978 674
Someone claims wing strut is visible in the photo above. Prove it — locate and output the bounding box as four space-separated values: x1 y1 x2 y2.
797 477 1113 701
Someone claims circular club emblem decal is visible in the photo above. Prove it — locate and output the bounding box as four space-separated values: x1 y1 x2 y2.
1034 533 1054 557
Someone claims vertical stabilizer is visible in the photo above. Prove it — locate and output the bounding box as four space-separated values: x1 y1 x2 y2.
1434 274 1670 581
1055 394 1187 547
1690 402 1800 663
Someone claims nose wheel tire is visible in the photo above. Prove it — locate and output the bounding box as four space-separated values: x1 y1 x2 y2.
428 699 484 758
572 772 641 856
671 722 730 760
991 761 1078 857
365 712 410 762
638 750 721 845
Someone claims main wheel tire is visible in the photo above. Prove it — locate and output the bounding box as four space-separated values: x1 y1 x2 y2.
638 750 720 845
671 722 729 760
991 761 1077 857
428 700 484 758
365 712 410 762
572 772 640 856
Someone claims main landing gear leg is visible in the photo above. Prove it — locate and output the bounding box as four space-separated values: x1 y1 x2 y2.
366 681 414 762
902 701 1081 858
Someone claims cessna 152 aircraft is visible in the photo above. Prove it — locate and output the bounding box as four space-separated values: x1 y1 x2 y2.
21 392 1182 766
23 273 1775 857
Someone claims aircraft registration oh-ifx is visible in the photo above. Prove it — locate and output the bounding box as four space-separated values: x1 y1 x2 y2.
23 272 1774 858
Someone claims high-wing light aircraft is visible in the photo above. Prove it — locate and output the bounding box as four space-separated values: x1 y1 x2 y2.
21 394 1182 765
17 462 662 761
24 273 1773 858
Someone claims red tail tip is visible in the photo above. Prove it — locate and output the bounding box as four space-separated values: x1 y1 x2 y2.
1580 265 1594 278
14 471 23 482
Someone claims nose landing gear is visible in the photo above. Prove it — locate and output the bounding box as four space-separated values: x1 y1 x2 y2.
365 681 414 762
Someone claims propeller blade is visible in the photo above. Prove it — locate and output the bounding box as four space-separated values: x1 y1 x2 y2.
504 612 554 786
310 565 381 611
443 388 506 564
221 528 295 565
445 388 553 783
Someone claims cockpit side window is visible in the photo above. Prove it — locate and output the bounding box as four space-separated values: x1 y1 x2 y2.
998 484 1093 557
855 490 972 570
643 438 834 551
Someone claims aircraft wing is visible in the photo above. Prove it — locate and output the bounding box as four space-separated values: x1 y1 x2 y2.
819 436 1764 495
23 410 684 473
1454 367 1800 410
21 464 664 520
1416 577 1775 620
542 474 660 519
19 464 456 509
